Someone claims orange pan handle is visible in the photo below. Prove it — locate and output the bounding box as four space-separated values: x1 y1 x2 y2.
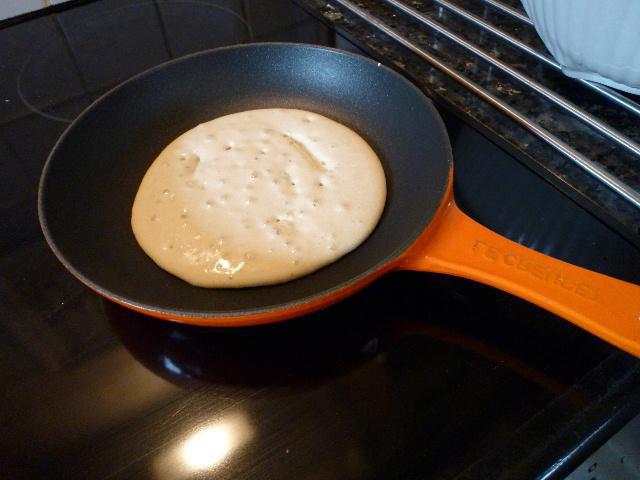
399 199 640 358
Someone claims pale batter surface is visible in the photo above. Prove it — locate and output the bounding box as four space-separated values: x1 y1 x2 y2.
131 108 386 287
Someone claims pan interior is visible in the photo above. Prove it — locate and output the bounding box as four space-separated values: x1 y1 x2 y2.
39 44 451 316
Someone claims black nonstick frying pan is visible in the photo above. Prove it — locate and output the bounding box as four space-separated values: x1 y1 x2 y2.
39 43 640 357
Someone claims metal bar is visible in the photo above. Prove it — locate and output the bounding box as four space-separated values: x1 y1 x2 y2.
384 0 640 158
437 0 553 65
331 0 640 208
481 0 532 25
433 0 640 117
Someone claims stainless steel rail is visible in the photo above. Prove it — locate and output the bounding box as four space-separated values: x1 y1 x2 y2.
331 0 640 208
480 0 532 24
433 0 640 117
384 0 640 158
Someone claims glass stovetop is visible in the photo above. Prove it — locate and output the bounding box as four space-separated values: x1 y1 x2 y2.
1 1 639 479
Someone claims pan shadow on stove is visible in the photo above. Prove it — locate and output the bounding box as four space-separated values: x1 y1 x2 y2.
103 271 601 393
104 288 385 388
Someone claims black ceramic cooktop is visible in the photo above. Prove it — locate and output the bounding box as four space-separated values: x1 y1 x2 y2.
1 1 639 479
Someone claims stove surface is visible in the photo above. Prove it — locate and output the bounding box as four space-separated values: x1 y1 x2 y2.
1 1 639 479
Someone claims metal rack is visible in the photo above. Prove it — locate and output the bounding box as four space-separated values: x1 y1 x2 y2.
331 0 640 208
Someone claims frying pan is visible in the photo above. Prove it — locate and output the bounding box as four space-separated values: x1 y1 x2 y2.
39 43 640 358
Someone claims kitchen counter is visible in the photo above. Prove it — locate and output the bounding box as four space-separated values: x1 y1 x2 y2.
1 1 639 479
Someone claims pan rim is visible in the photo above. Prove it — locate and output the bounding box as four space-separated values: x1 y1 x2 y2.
38 42 453 320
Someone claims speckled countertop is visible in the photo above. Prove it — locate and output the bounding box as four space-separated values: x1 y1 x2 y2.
295 0 640 247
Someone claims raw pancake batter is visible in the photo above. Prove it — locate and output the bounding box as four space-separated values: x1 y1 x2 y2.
131 108 386 287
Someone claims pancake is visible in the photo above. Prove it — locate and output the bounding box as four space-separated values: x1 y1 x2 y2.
131 108 386 287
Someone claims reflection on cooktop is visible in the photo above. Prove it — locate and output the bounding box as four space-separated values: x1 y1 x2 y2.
105 271 602 391
105 299 380 387
94 271 605 479
17 0 252 123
